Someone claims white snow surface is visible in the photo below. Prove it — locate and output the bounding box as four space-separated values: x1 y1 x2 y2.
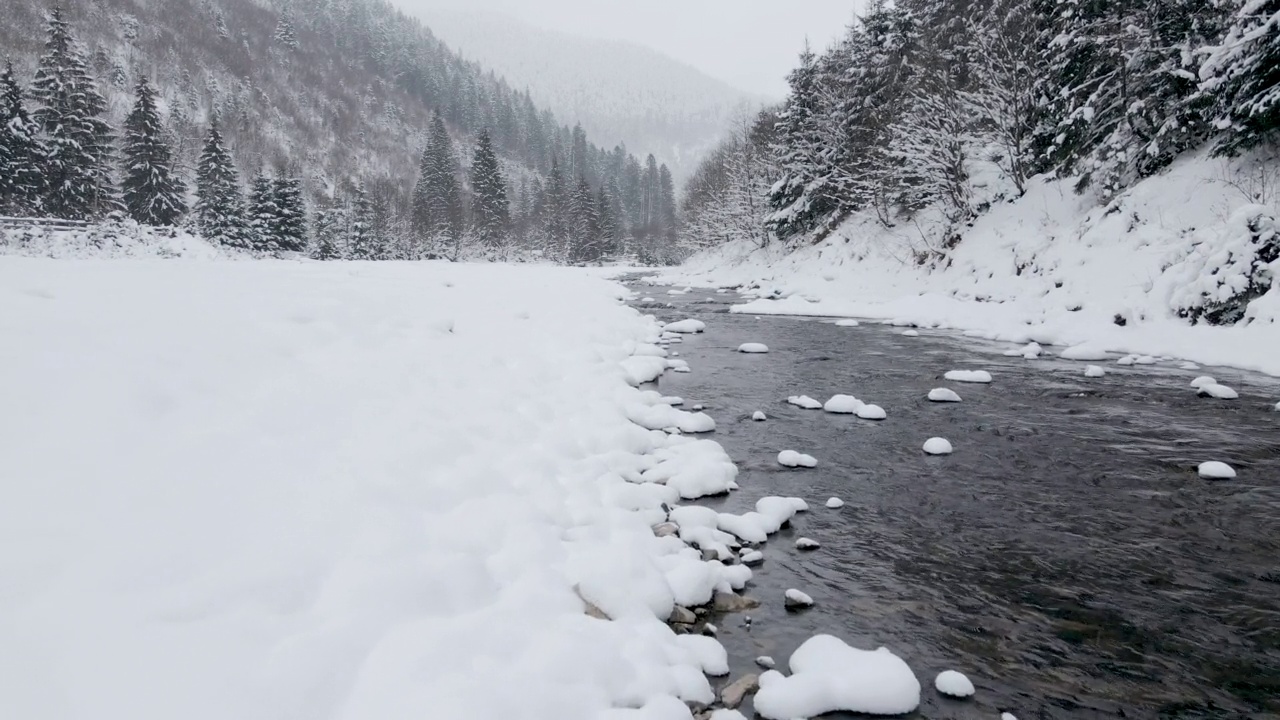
934 670 976 698
823 394 864 413
0 258 740 720
787 395 824 410
834 319 860 327
1197 383 1240 399
737 343 769 353
783 589 814 607
924 438 954 455
1084 365 1106 378
664 319 706 334
944 369 993 384
928 388 962 403
778 451 818 469
857 404 887 420
825 497 845 509
753 635 921 718
1198 461 1238 479
1191 375 1218 388
651 152 1280 377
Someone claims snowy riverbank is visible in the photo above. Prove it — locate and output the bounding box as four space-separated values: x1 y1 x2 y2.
654 152 1280 376
0 258 767 720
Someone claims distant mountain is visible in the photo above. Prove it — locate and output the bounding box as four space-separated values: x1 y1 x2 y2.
415 9 760 184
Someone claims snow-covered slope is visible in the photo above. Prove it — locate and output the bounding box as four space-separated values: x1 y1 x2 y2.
657 151 1280 376
0 258 742 720
415 9 757 184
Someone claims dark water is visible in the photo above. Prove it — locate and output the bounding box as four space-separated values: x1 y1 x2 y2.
633 285 1280 720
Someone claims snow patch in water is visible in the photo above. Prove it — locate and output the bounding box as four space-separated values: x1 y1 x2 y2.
738 343 769 353
934 670 975 698
752 635 920 718
778 451 817 468
788 395 823 410
823 394 863 413
1198 461 1237 479
944 370 993 383
924 438 954 455
928 388 962 403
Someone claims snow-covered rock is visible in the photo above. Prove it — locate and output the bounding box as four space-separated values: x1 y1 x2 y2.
944 369 993 383
778 450 818 468
835 319 860 327
788 395 823 410
795 537 821 550
923 438 954 455
1117 354 1137 366
1198 461 1237 479
1060 343 1110 361
856 404 887 420
754 497 808 533
1084 365 1106 378
752 411 767 421
928 388 962 403
752 635 920 718
825 497 844 509
1005 341 1042 358
1197 383 1239 399
823 394 863 413
783 589 814 609
1190 375 1217 389
901 329 920 337
1274 401 1280 412
664 319 706 334
741 550 765 566
934 670 975 698
738 343 769 353
621 356 669 386
1180 361 1200 370
756 656 776 669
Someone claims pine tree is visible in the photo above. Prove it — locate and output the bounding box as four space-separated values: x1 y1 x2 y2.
0 60 45 215
194 118 249 247
348 182 380 260
247 170 278 251
31 8 119 220
1201 0 1280 154
568 176 600 263
470 128 510 249
311 203 346 260
273 13 299 50
412 112 464 251
767 42 839 240
122 76 186 226
597 183 619 259
658 164 679 244
544 156 568 260
272 176 308 252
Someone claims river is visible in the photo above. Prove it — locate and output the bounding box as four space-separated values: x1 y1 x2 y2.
632 283 1280 720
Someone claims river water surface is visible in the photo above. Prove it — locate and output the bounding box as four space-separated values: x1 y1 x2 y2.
633 284 1280 720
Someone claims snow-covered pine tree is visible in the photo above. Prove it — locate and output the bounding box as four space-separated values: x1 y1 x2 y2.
31 8 119 220
273 12 299 51
766 42 837 240
247 170 278 251
413 112 464 252
544 156 568 260
1200 0 1280 154
0 60 45 215
348 182 380 260
271 175 308 253
887 62 973 226
194 118 249 248
658 164 679 245
568 175 600 263
311 203 346 260
596 183 619 259
470 128 510 249
122 76 187 226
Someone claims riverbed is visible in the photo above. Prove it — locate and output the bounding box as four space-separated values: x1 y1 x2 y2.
635 284 1280 720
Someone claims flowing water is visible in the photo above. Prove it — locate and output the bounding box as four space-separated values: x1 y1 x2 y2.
632 284 1280 720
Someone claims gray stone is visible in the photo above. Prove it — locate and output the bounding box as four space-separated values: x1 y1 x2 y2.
669 605 697 624
712 592 761 614
652 522 679 537
720 674 760 709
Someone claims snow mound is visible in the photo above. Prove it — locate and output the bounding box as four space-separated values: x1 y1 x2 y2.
944 370 993 383
935 670 975 698
826 497 844 509
1274 401 1280 412
1180 362 1200 370
756 656 776 669
755 497 808 533
835 319 860 327
1198 461 1237 479
778 450 818 468
741 550 765 566
642 438 740 499
626 397 717 434
622 355 669 386
664 319 706 334
1005 342 1043 358
928 388 962 403
901 329 920 337
752 411 767 421
753 635 920 718
856 404 887 420
823 394 863 413
1 221 237 260
795 537 820 550
1190 375 1217 388
1197 383 1239 399
924 438 954 455
738 343 769 353
788 395 823 410
783 589 814 609
1084 365 1106 378
1061 343 1111 361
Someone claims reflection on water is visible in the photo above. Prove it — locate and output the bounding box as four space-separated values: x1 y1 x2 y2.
634 286 1280 720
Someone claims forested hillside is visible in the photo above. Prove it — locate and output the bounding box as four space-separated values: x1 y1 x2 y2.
413 9 755 185
0 0 683 263
682 0 1279 265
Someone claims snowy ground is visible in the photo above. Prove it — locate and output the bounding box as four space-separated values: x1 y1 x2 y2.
0 258 743 720
654 151 1280 376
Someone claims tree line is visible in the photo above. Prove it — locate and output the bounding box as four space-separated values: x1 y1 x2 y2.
681 0 1279 253
0 2 684 263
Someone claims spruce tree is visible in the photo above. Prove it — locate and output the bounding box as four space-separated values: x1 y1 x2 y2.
658 165 678 244
0 60 45 215
194 118 249 247
544 156 568 260
413 112 464 250
247 170 278 251
271 176 308 252
31 8 119 220
568 176 599 263
470 128 510 248
311 204 346 260
122 76 186 226
348 183 380 260
1201 0 1280 154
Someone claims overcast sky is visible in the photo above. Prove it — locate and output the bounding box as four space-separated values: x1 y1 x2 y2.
387 0 862 99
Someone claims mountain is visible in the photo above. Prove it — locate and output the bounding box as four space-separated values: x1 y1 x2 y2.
0 0 684 263
411 9 759 185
